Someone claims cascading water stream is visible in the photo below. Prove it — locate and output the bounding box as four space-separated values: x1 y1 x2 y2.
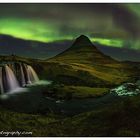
5 65 20 92
23 64 31 84
0 63 41 94
20 64 26 86
26 65 39 83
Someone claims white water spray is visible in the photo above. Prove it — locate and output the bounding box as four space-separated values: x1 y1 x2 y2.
26 65 39 83
20 64 26 86
5 65 20 92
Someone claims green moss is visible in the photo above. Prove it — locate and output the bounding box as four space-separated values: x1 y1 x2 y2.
52 85 109 99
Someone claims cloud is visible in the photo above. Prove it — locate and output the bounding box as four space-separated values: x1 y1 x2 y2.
0 3 139 49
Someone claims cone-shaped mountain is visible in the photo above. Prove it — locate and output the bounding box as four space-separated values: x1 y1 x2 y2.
51 35 117 64
45 35 137 86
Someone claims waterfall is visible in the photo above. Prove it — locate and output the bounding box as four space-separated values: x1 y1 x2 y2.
0 63 40 94
0 67 4 94
24 64 32 84
20 64 26 86
26 65 39 83
5 65 20 92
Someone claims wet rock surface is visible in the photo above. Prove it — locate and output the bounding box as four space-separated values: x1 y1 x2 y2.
110 81 140 96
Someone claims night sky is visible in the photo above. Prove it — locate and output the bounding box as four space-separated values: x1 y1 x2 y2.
0 3 140 58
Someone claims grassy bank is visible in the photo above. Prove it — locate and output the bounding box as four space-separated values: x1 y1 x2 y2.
44 84 109 99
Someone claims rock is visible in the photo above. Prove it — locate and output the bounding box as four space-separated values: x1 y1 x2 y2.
110 82 140 96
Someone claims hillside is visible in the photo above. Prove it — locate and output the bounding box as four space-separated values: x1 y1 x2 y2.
39 35 138 87
50 35 118 65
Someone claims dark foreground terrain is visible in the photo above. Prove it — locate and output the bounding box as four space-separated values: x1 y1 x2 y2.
0 94 140 137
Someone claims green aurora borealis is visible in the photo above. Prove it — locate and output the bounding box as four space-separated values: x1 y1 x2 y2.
0 18 123 48
0 3 139 49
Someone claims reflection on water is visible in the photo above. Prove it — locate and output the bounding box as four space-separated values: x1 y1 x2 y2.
26 80 52 87
6 87 28 94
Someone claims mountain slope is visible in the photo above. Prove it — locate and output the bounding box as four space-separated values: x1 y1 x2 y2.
50 35 118 65
40 35 137 86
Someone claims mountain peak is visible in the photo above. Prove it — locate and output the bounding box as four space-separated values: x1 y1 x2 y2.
72 35 93 47
77 35 89 39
